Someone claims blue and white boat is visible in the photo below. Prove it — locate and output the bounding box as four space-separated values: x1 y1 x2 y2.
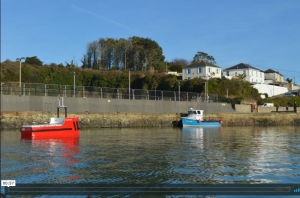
181 108 223 127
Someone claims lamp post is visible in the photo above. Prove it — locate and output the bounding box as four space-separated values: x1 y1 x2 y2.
155 86 157 100
73 72 75 97
206 75 210 102
128 69 131 100
16 57 25 94
226 87 228 98
177 81 180 101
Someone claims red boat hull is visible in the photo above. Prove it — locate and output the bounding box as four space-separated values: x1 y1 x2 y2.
20 117 80 139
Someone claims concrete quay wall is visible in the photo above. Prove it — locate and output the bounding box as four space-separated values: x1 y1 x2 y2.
1 111 300 129
0 95 235 114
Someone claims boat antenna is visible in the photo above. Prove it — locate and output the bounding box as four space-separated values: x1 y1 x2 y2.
57 97 67 118
192 93 201 109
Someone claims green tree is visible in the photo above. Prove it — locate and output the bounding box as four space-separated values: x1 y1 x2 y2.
237 73 246 81
286 78 293 83
168 64 183 73
192 52 216 64
84 37 165 71
25 56 43 66
171 58 189 68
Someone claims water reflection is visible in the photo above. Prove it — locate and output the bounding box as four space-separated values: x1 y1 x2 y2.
1 136 81 183
1 126 300 186
182 126 222 134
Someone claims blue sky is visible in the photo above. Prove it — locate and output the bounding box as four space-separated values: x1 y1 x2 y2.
2 0 300 82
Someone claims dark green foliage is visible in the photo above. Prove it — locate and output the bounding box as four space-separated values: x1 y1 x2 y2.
259 96 300 107
182 78 205 93
83 37 165 71
192 52 216 64
168 64 183 73
286 78 293 83
25 56 43 66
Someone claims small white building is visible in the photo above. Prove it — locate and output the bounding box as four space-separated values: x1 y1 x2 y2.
223 63 264 84
264 69 284 83
182 60 222 80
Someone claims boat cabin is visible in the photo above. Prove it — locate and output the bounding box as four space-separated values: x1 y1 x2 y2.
187 108 204 121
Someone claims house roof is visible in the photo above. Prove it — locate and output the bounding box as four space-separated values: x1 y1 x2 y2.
264 69 282 75
223 63 262 71
185 60 221 69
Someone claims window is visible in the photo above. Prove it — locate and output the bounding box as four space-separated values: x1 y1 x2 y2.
216 69 219 74
226 71 229 76
243 70 246 74
186 68 191 74
187 77 191 80
208 68 211 72
235 72 237 76
197 68 202 73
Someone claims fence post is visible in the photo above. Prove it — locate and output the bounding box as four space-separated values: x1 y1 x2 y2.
83 86 85 98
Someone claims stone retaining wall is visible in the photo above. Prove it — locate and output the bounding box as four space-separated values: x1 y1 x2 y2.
1 111 300 129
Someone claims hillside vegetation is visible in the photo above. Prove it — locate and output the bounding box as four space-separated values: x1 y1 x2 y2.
1 60 259 104
2 60 299 106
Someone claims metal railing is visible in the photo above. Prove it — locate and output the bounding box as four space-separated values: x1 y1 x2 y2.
0 82 220 102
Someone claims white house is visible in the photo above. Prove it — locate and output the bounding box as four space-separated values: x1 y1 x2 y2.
264 69 284 84
223 63 264 84
182 60 222 80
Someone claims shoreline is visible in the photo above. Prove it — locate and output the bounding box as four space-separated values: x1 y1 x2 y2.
1 111 300 129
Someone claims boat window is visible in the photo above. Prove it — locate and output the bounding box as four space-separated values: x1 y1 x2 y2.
73 122 77 130
193 111 197 114
197 111 201 114
76 121 80 130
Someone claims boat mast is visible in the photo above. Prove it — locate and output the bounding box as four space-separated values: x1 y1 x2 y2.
57 97 68 118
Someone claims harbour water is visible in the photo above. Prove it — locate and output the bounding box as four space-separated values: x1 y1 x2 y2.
1 126 300 197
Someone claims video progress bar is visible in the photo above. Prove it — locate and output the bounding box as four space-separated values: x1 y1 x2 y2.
5 184 300 196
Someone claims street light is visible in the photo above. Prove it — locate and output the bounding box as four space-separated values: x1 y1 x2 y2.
226 87 228 98
206 75 210 102
16 57 25 94
73 72 76 97
177 81 180 101
128 69 131 100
